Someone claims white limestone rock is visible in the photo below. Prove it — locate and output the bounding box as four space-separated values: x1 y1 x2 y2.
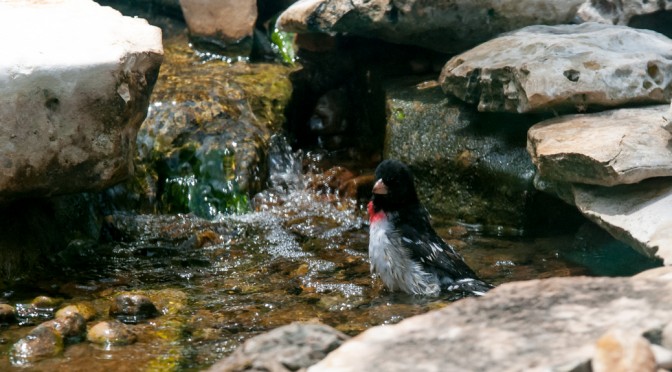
527 105 672 186
277 0 584 54
440 23 672 113
577 0 672 25
0 0 163 202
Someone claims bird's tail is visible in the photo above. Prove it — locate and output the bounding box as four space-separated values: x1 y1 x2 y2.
448 278 493 297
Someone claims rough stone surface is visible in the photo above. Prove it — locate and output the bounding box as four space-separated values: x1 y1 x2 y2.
277 0 584 54
577 0 672 25
208 322 349 372
0 0 163 203
567 178 672 265
591 329 657 372
309 275 672 372
665 101 672 133
384 78 542 228
440 23 672 114
179 0 257 49
527 105 672 186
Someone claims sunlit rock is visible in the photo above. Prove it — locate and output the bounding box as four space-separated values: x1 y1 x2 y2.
309 275 672 371
10 326 64 366
87 320 138 347
0 304 16 324
109 293 159 323
55 303 98 322
566 178 672 265
577 0 672 25
527 105 672 186
665 102 672 134
592 329 656 372
276 0 584 54
208 322 349 372
31 296 63 311
440 23 672 114
0 0 163 203
39 313 87 341
179 0 257 55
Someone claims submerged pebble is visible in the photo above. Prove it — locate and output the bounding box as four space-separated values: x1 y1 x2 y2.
10 326 64 366
0 303 17 324
55 302 97 321
87 320 137 347
41 312 87 341
109 293 159 323
31 296 62 310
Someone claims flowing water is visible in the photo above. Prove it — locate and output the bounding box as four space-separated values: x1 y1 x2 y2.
0 141 661 371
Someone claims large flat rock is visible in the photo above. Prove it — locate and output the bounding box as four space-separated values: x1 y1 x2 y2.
440 23 672 114
277 0 584 54
310 274 672 371
570 179 672 264
527 105 672 186
0 0 163 202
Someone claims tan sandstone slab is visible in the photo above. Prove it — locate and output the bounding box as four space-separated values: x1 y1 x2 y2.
440 23 672 113
527 105 672 186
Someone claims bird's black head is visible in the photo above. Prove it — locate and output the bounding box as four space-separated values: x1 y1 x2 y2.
371 159 420 211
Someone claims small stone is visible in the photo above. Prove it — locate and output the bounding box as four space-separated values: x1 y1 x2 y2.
10 326 64 366
0 303 16 323
40 312 87 341
109 293 159 323
31 296 62 310
87 320 137 347
592 329 656 372
55 302 97 321
650 344 672 370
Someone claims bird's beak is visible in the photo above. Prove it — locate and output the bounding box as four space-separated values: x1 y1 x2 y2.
372 179 388 195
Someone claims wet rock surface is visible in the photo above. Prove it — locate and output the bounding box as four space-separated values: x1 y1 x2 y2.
277 0 585 54
10 326 64 366
208 322 349 372
383 78 542 228
527 105 672 186
0 0 163 202
109 293 159 323
440 23 672 114
310 272 672 371
87 320 138 347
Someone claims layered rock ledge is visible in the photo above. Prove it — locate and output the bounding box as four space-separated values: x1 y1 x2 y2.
527 105 672 186
0 0 163 202
277 0 584 54
440 23 672 114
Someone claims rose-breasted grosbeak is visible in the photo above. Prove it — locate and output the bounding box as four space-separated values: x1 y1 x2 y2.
368 159 492 296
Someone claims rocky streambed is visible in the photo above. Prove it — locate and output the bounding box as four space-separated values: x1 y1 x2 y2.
1 0 672 371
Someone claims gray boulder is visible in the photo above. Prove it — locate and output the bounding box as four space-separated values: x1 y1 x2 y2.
0 0 163 203
277 0 584 54
440 23 672 114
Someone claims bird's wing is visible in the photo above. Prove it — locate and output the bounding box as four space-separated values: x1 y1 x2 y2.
392 216 480 280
